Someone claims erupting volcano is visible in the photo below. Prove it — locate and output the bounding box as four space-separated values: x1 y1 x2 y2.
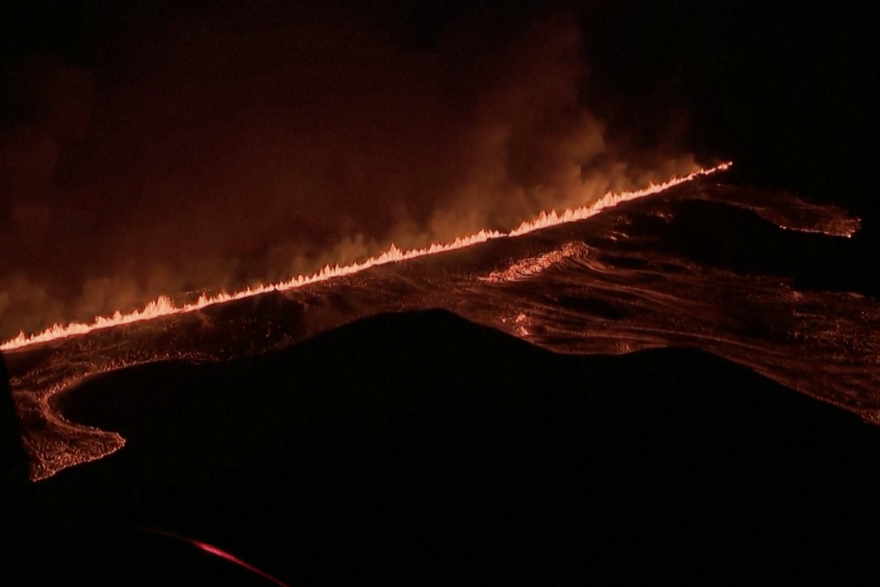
2 163 731 352
2 0 877 585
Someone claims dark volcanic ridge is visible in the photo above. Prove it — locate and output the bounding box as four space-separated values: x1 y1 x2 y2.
9 179 880 485
37 309 880 586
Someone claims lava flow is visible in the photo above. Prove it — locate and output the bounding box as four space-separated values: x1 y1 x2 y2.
1 163 730 352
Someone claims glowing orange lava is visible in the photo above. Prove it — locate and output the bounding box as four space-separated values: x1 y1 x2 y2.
1 162 730 351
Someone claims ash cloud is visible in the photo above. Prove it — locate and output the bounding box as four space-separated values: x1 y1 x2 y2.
0 3 697 340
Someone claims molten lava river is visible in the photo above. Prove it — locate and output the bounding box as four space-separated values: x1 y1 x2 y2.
4 164 879 481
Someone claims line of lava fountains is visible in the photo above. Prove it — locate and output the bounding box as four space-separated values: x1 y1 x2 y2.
1 163 731 351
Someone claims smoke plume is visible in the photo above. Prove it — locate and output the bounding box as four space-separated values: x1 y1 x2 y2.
0 3 697 340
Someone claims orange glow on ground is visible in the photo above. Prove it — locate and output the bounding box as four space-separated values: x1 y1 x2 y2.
1 162 730 351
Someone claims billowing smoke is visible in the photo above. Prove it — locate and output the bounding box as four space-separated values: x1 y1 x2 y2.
0 4 697 340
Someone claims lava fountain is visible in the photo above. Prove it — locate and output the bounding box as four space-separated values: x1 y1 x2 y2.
2 163 730 352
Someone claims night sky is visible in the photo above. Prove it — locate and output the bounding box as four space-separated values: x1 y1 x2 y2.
0 0 875 339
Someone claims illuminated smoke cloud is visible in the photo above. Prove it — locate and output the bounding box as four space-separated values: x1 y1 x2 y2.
0 4 698 340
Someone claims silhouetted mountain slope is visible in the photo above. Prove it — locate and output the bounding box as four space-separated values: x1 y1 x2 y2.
34 309 880 585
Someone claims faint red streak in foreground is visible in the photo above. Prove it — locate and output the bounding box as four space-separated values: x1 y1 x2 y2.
142 527 292 587
1 162 730 351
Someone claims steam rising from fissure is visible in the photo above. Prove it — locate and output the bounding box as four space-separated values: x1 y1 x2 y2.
1 9 704 344
2 164 730 350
